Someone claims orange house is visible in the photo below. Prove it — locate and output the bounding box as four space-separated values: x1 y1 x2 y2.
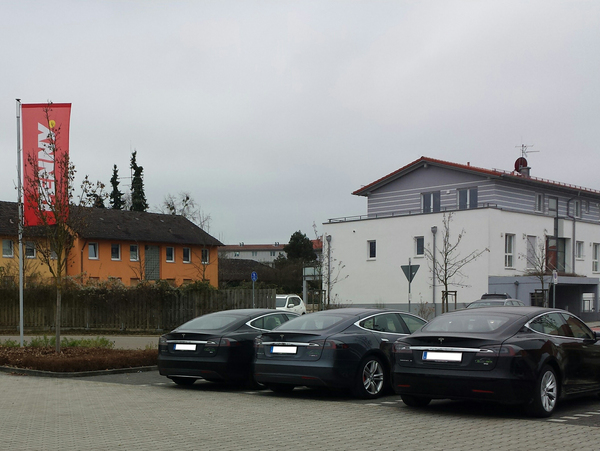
68 207 222 287
0 201 222 288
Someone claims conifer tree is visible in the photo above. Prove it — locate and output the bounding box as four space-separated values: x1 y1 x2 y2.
130 151 148 212
109 164 125 210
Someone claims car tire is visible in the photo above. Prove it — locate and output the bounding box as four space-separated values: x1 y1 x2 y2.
352 356 386 399
400 394 432 408
526 365 558 418
268 383 295 393
171 377 196 386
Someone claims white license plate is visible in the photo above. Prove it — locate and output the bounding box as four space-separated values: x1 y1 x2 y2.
174 344 196 351
271 346 297 354
423 351 462 362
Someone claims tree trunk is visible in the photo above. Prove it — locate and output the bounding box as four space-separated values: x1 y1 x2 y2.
55 286 61 353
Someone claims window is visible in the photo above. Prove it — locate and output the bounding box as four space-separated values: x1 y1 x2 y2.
573 200 582 218
88 242 98 260
458 188 478 210
130 245 139 262
2 240 14 258
25 241 36 259
421 191 440 213
582 294 594 313
368 240 376 259
535 193 544 212
270 251 276 257
234 252 240 257
251 251 258 257
504 234 515 268
183 247 191 263
415 236 424 256
201 249 209 264
166 247 174 262
111 244 121 261
593 244 600 272
528 313 569 336
400 314 427 334
576 241 584 260
548 197 558 216
526 236 537 269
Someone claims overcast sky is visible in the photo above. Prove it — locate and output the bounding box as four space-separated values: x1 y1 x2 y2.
2 1 599 244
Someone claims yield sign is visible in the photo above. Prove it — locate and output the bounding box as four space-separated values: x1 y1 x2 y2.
401 264 419 283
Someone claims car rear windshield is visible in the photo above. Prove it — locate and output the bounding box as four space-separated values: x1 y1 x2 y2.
467 301 504 308
177 313 239 331
275 314 347 331
422 314 512 333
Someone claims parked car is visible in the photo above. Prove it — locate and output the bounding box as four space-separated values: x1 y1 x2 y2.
158 309 298 387
254 308 427 398
275 294 307 315
466 298 525 308
391 307 600 417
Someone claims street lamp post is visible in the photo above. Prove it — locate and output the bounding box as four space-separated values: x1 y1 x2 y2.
326 234 332 311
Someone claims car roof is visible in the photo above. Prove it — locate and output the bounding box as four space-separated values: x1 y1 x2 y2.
208 308 277 317
448 306 562 319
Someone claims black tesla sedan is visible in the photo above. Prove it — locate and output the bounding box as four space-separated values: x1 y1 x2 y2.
254 308 427 398
391 307 600 417
158 309 298 386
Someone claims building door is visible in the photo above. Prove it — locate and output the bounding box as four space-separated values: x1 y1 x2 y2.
145 245 160 280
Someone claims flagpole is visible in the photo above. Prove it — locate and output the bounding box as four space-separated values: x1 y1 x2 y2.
16 99 24 347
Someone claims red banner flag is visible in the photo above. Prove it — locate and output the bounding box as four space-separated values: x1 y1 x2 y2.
22 103 71 226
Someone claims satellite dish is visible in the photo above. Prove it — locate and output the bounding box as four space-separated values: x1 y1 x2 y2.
514 157 528 172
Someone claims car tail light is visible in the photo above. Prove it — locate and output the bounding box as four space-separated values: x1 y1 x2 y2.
218 338 240 347
392 342 413 362
308 339 349 350
476 344 519 357
158 336 168 352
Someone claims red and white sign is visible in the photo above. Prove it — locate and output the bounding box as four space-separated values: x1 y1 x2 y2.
22 103 71 226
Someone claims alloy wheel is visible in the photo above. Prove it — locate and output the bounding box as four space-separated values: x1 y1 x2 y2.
540 369 557 412
362 359 384 395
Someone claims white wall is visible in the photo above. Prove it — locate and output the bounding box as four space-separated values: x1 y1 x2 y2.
323 209 492 307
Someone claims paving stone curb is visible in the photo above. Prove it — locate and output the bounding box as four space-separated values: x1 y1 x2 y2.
0 365 157 378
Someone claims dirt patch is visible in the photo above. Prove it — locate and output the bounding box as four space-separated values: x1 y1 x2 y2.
0 347 157 372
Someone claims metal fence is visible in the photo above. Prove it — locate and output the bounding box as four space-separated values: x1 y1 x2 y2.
0 287 276 332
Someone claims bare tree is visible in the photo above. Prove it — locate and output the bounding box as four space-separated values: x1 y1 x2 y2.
315 222 348 309
159 192 211 232
424 213 489 313
521 232 550 307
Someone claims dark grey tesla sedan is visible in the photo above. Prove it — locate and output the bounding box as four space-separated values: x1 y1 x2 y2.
391 307 600 417
254 308 427 399
158 309 298 387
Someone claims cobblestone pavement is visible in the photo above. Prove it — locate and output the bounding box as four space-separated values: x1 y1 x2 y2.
1 372 600 451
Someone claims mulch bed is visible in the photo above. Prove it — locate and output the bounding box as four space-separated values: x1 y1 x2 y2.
0 347 158 373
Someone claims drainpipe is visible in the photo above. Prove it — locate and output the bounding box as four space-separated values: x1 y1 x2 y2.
566 197 577 274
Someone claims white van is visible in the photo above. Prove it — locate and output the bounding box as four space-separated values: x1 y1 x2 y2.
275 294 307 315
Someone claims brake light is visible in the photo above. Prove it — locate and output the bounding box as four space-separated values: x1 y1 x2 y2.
308 339 349 350
476 344 518 357
218 338 240 347
392 342 412 355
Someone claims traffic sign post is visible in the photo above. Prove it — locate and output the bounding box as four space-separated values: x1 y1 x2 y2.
251 271 258 308
401 259 419 313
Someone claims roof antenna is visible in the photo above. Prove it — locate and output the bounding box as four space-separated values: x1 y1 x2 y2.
514 144 539 175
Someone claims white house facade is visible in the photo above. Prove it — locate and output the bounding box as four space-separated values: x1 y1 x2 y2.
322 157 600 322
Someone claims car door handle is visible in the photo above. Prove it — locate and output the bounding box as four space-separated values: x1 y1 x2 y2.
381 338 389 342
